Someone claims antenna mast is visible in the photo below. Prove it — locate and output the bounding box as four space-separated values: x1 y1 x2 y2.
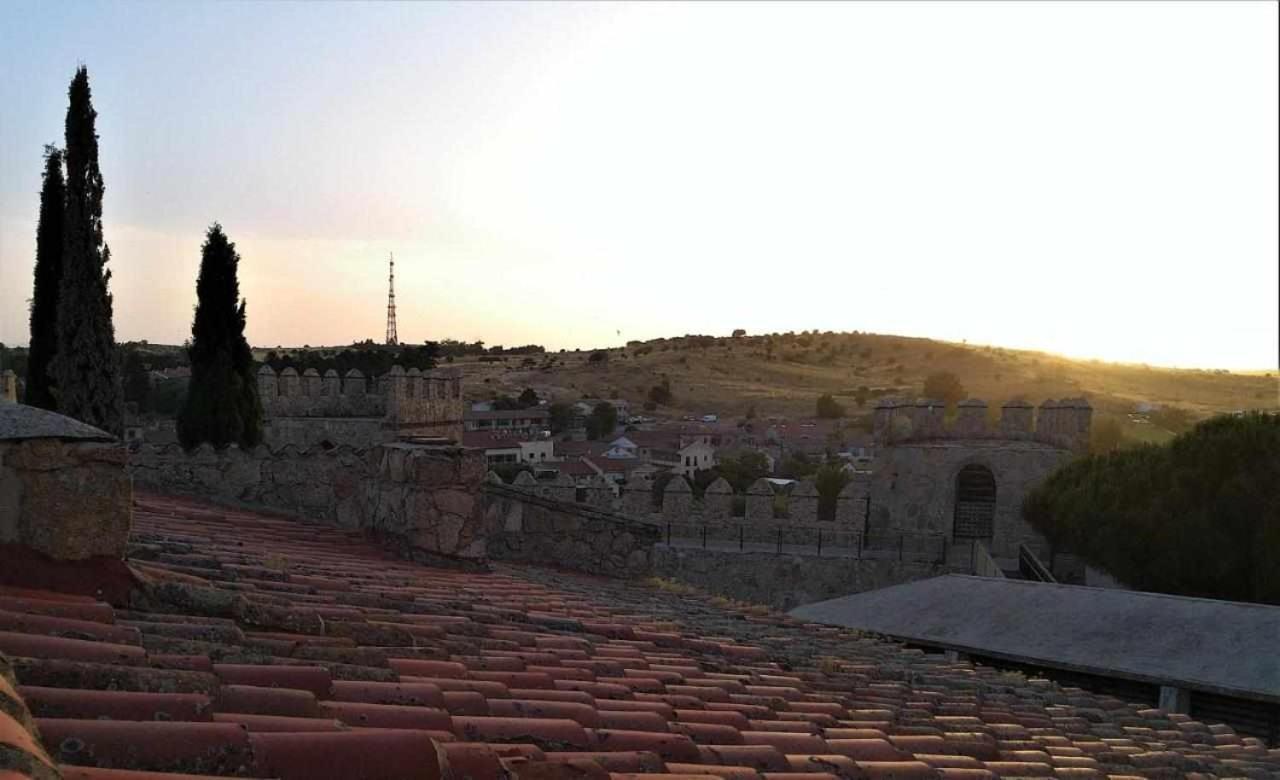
385 253 399 346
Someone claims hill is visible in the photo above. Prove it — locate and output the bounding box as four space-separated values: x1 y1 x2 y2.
446 331 1278 445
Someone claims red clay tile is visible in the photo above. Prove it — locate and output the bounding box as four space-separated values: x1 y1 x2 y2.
589 729 700 762
739 732 828 754
211 664 331 697
248 729 442 780
403 676 512 698
210 713 343 732
596 710 670 733
329 680 444 708
545 751 666 772
18 686 210 722
441 690 491 715
0 610 138 645
471 671 556 689
748 720 819 734
849 762 942 779
510 689 596 706
823 738 909 762
212 685 319 718
38 718 254 775
437 742 506 778
670 722 744 745
666 764 762 779
454 716 593 749
509 758 610 779
318 701 452 731
386 658 468 678
0 595 115 624
0 632 146 665
488 699 602 727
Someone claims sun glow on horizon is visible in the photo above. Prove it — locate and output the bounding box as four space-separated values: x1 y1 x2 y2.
0 1 1276 372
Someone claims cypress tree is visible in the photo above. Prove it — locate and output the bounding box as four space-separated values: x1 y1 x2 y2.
178 224 263 449
25 146 66 410
51 66 123 434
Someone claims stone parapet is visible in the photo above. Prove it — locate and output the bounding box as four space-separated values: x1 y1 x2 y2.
873 396 1092 452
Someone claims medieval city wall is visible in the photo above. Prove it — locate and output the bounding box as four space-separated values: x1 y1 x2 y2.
867 439 1068 560
255 364 465 447
129 442 490 564
483 480 660 578
873 397 1093 453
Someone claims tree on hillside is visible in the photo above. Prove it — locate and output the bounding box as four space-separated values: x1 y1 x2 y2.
548 402 574 435
178 224 262 449
816 393 844 419
585 401 618 441
1023 413 1280 604
122 348 151 414
518 387 539 408
51 67 123 434
923 371 965 406
25 146 66 411
647 377 673 407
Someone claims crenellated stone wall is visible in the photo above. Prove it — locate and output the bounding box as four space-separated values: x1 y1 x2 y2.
254 364 465 448
873 397 1093 453
867 438 1069 559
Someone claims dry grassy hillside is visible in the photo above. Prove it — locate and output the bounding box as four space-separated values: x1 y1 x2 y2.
452 332 1279 441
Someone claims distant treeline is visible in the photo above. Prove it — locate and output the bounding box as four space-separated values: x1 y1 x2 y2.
1024 412 1280 605
262 342 440 377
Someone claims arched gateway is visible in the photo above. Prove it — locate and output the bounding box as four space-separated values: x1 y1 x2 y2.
953 464 996 541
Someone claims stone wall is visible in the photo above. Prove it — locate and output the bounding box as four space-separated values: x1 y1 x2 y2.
868 438 1068 559
1 405 133 562
255 364 465 448
263 417 392 450
129 441 490 563
653 545 956 611
1 437 131 560
484 481 660 577
873 397 1092 453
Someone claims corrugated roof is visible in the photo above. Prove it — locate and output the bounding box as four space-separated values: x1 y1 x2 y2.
791 575 1280 702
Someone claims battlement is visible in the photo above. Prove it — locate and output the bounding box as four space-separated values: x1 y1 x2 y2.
873 396 1092 452
256 364 465 442
257 365 385 418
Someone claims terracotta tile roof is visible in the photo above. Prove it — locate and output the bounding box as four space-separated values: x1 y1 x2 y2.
1 491 1278 780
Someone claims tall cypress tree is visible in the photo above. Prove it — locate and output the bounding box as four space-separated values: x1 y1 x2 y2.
51 66 122 434
178 224 263 449
25 146 66 411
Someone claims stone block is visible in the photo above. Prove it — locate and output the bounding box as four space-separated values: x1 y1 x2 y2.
662 476 693 520
789 479 819 523
745 478 774 522
702 477 733 519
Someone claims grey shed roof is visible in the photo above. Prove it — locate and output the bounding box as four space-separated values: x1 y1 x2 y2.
0 403 117 442
790 574 1280 702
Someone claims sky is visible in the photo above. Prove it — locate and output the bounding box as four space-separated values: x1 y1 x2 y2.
0 1 1276 370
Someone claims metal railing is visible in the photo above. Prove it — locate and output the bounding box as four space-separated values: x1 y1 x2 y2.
1018 542 1057 583
657 520 953 563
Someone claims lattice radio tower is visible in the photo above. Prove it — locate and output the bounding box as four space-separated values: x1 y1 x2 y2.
385 253 399 346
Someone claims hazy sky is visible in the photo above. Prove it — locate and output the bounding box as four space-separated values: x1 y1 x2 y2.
1 1 1276 369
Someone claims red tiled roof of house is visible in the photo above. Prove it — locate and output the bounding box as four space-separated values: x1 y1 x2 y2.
1 492 1277 779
